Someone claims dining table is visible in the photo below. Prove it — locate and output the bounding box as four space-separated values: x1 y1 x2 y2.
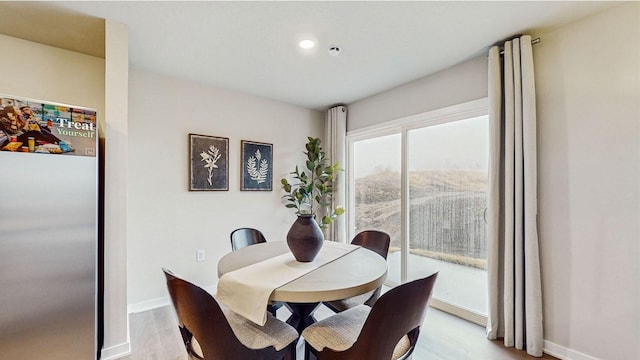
217 240 388 346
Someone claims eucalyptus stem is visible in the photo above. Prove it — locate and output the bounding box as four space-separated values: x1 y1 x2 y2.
280 137 345 228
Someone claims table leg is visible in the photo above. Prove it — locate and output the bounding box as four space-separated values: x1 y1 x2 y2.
285 302 320 334
284 302 320 360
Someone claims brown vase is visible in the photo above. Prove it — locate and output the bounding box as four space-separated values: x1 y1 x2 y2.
286 214 324 262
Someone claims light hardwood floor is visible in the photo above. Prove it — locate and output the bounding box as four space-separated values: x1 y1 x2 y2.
121 304 557 360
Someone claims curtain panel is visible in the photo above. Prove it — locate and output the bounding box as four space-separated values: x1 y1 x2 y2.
326 106 347 243
486 35 543 357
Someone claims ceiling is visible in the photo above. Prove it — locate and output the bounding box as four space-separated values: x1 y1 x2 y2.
0 1 618 111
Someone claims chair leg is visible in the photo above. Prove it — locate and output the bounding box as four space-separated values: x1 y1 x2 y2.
283 340 297 360
186 342 204 360
283 348 292 360
179 326 204 359
179 325 191 346
304 342 317 360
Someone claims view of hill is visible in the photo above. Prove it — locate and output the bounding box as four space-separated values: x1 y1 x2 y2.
354 170 487 269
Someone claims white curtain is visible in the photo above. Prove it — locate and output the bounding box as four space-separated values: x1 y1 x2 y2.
325 105 347 243
486 35 543 357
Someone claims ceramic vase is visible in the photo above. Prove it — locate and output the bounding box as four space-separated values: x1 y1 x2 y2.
286 214 324 262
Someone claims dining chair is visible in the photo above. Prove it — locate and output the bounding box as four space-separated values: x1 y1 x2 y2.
230 227 267 251
163 268 299 360
162 268 204 359
229 227 285 317
302 272 438 360
323 230 391 312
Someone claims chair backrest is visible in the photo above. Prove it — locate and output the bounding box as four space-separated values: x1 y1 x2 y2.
163 268 279 359
341 273 438 359
162 268 203 358
230 227 267 251
351 230 391 260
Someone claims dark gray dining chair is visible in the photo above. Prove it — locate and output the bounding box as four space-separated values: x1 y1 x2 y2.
303 273 438 360
230 227 267 251
162 268 204 359
163 268 298 360
323 230 391 313
230 227 284 316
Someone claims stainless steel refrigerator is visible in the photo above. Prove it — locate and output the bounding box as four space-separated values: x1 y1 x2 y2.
0 95 98 359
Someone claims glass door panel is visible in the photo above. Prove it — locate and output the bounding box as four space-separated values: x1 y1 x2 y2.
406 115 489 315
351 133 401 285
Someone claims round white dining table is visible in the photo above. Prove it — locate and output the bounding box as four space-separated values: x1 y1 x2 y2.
217 240 388 338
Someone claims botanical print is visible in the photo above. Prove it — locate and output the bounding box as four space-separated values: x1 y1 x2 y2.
190 134 228 191
241 140 272 191
246 149 268 184
200 145 221 185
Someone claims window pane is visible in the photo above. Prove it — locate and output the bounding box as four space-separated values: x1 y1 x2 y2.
352 133 401 284
407 115 488 315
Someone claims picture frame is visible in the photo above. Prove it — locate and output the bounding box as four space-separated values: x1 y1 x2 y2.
189 133 229 191
241 140 273 191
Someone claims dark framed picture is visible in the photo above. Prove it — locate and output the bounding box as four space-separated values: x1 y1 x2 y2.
241 140 273 191
189 134 229 191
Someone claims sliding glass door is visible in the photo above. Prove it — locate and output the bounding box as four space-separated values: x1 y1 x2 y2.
406 115 488 318
348 100 488 322
350 133 401 282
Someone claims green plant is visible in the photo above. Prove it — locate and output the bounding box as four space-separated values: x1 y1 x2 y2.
281 137 345 227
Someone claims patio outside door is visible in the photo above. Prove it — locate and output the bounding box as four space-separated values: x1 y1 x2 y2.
349 106 488 323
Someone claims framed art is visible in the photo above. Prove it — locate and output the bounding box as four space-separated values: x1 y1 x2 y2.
241 140 273 191
189 133 229 191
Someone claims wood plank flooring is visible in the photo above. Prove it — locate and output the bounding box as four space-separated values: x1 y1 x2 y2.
121 304 558 360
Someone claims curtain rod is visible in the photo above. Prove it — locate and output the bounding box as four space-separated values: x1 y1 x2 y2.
499 37 541 55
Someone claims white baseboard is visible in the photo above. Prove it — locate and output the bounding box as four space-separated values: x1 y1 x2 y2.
100 341 131 360
544 340 601 360
128 285 217 314
128 296 171 314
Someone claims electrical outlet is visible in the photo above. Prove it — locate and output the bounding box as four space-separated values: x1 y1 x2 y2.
196 249 206 262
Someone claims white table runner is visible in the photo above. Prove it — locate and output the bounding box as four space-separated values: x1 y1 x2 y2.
217 241 359 326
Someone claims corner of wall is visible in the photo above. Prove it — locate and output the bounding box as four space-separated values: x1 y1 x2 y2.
101 19 131 359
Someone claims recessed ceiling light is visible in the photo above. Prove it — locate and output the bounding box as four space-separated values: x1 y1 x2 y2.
299 39 316 49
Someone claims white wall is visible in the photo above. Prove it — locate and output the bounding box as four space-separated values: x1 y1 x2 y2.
102 20 131 359
347 55 488 131
347 3 639 360
126 69 324 309
533 3 639 360
0 34 104 114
